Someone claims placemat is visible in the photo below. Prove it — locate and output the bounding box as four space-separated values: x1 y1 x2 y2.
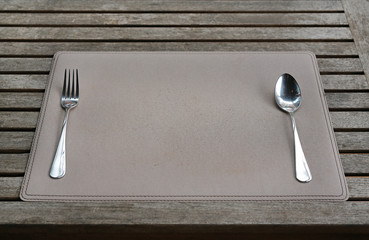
21 51 348 201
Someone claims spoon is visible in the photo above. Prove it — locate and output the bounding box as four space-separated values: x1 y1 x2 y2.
275 73 312 183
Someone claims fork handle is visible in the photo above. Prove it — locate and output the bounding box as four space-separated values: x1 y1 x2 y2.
50 109 69 179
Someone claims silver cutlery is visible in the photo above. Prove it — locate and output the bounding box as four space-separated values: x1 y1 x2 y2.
50 69 79 179
275 73 312 183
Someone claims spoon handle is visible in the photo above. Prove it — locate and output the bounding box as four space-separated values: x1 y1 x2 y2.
290 112 312 183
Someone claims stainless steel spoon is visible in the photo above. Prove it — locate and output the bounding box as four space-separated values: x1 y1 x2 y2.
275 73 312 183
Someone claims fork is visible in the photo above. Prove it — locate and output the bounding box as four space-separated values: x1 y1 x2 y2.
50 69 79 179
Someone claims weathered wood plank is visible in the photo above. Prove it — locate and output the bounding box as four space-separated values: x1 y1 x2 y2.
2 153 369 176
322 75 368 90
347 177 369 199
0 93 43 109
0 1 344 12
0 176 366 200
330 112 369 129
336 132 369 152
340 154 369 175
0 42 358 56
318 58 362 73
0 112 38 129
0 75 47 90
342 0 369 81
326 93 369 110
0 132 33 151
0 58 362 73
0 58 50 72
1 201 369 226
1 131 369 152
0 13 348 26
0 27 352 40
0 154 27 175
0 177 21 199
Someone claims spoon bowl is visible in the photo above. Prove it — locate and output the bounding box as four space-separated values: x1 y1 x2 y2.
275 73 302 113
275 73 312 183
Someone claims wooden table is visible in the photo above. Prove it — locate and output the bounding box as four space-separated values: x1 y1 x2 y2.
1 0 369 239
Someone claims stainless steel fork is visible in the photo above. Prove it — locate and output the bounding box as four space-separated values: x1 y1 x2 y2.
50 69 79 179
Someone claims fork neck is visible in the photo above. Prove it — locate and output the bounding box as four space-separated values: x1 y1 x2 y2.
62 108 70 127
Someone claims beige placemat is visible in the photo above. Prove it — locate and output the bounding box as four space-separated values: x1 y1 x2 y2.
21 51 348 201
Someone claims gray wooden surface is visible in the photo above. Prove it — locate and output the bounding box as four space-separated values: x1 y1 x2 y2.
1 0 369 238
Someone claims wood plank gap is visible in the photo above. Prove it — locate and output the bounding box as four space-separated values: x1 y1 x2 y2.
0 10 347 14
0 173 24 177
3 55 357 59
316 55 359 58
4 55 357 59
0 72 49 75
340 150 369 154
330 109 369 112
0 89 44 93
0 71 49 75
1 71 360 75
1 55 360 59
0 25 352 28
321 72 364 75
0 39 355 43
334 128 369 132
0 150 30 154
346 173 369 177
325 89 369 93
0 108 41 112
0 129 35 132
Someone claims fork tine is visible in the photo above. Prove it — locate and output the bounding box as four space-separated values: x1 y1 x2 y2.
67 69 71 99
71 69 75 98
76 69 79 99
62 69 67 98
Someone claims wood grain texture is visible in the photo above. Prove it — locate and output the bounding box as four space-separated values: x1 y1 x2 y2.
0 0 344 12
342 0 369 81
318 58 362 73
326 93 369 110
347 177 369 199
0 177 21 199
0 42 358 57
322 75 368 90
0 57 362 73
0 13 348 26
0 154 27 175
0 58 50 73
1 201 369 226
330 112 369 129
0 112 38 129
1 0 368 231
341 154 369 175
0 92 43 109
0 75 47 90
0 132 33 151
0 27 353 40
336 132 369 152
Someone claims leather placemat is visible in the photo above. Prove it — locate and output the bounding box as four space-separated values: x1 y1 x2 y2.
21 51 348 201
